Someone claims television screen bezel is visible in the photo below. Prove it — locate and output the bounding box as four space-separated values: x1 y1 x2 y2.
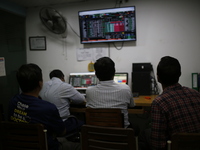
78 6 136 44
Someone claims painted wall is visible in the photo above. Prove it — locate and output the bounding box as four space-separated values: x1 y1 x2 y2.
26 0 200 92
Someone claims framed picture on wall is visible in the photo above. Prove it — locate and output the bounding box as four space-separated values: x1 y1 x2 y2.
29 36 46 50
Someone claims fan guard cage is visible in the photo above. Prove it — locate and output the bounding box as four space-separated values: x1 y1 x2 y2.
39 7 66 34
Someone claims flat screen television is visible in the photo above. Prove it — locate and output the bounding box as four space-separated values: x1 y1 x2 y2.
78 6 136 44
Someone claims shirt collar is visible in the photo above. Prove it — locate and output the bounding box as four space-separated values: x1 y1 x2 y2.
164 83 182 92
99 80 114 84
51 77 62 81
47 77 62 85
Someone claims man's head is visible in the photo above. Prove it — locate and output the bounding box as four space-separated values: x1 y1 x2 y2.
16 63 43 93
157 56 181 86
49 69 65 81
94 57 115 81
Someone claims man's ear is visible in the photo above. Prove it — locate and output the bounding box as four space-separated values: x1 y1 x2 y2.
61 77 65 82
39 81 43 89
157 75 161 83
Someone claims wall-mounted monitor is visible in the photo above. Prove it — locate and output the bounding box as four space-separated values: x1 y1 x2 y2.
78 6 136 44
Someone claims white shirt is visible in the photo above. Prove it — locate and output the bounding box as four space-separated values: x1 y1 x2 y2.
86 80 135 128
39 77 85 121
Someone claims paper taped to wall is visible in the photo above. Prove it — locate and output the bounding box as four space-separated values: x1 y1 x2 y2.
0 57 6 77
76 47 108 61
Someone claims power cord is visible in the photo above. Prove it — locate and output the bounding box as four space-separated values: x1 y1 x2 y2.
66 20 80 38
113 42 124 50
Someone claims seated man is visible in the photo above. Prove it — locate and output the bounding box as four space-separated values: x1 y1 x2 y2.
151 56 200 150
39 69 85 134
86 57 136 129
8 63 80 150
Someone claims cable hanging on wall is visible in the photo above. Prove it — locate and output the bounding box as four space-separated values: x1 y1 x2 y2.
113 42 124 50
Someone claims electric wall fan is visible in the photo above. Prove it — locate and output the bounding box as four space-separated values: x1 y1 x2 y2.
39 7 66 34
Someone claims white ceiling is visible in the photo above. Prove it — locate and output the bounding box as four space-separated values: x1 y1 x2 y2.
8 0 88 8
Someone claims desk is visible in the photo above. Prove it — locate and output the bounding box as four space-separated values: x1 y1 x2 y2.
134 95 157 107
70 95 158 114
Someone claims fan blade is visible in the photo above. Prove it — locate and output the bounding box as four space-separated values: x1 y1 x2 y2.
52 21 65 33
45 8 53 20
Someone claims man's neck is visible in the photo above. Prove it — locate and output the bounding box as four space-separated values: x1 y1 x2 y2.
22 92 39 98
23 89 40 98
162 83 178 90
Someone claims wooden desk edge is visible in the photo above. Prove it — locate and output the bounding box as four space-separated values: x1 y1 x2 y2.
70 95 158 114
70 107 144 114
128 108 144 114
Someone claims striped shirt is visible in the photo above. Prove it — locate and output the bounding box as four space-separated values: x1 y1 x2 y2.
86 80 135 128
151 83 200 150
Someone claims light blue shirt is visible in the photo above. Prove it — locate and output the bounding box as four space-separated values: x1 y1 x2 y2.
40 77 85 121
86 80 135 128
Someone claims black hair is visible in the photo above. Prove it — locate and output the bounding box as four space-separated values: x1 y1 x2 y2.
16 63 43 93
94 57 115 81
157 56 181 86
49 69 64 79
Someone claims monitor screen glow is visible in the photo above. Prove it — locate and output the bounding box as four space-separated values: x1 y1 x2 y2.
78 6 136 44
114 72 128 84
69 72 98 89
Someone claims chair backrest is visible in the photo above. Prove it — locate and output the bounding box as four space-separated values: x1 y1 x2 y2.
85 108 124 127
0 121 48 150
81 124 136 150
168 132 200 150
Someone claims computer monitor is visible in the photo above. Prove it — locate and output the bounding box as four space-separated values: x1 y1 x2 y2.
69 72 98 90
114 72 128 84
69 72 128 90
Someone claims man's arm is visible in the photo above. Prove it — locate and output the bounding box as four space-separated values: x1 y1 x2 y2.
129 97 135 107
70 92 86 104
151 101 168 150
127 88 135 107
61 83 85 104
49 106 67 136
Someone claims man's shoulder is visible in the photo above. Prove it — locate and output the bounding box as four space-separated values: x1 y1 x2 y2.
24 96 57 110
118 83 130 88
152 93 170 107
114 83 131 91
59 81 72 87
40 99 56 107
32 100 58 115
12 95 57 111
